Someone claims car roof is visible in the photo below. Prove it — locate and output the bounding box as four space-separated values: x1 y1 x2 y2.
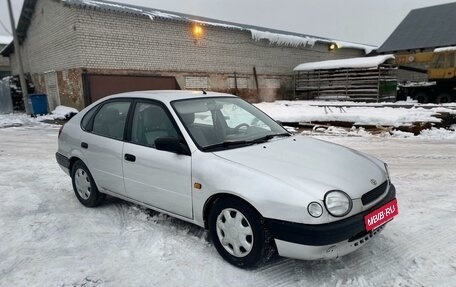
102 90 237 104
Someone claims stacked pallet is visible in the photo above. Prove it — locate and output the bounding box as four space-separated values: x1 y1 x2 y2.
294 55 397 102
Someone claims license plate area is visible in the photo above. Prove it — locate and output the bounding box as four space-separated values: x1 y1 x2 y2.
364 199 398 231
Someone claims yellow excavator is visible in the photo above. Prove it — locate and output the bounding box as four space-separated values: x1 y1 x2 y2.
395 49 456 103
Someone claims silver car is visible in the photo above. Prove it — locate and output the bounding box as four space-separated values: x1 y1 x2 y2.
56 90 398 268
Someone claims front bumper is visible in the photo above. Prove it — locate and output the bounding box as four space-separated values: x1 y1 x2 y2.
265 184 396 260
275 223 386 260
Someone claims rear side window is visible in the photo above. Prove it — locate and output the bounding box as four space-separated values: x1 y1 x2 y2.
92 101 131 140
81 106 98 131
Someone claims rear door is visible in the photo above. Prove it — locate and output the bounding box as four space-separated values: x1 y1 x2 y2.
81 100 131 195
122 100 193 218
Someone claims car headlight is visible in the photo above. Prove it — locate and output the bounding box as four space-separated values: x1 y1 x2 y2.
324 190 353 217
307 202 323 218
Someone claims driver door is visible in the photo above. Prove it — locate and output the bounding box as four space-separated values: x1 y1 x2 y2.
122 101 192 218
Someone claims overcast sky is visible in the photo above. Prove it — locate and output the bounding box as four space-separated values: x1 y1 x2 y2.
0 0 455 46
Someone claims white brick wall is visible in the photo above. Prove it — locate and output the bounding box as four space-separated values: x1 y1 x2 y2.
10 0 81 74
185 76 208 89
72 4 362 76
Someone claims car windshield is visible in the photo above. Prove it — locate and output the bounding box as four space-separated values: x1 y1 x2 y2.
172 97 289 151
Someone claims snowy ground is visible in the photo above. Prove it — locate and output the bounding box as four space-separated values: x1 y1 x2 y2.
1 118 456 286
255 101 456 127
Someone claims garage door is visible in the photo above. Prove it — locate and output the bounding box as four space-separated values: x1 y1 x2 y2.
83 74 180 105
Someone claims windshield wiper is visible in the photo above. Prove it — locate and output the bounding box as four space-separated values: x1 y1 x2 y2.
201 140 251 151
248 133 291 143
202 133 291 152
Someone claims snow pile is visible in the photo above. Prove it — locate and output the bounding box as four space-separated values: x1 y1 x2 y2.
50 105 79 120
0 113 57 128
294 55 395 71
390 128 456 140
0 113 29 128
0 105 78 128
255 100 456 127
412 128 456 140
434 46 456 53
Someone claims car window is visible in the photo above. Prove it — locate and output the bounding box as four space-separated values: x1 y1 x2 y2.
173 97 287 149
81 106 98 131
92 101 131 140
130 102 179 148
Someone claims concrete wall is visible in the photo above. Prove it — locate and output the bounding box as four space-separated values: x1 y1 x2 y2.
0 44 10 78
11 0 364 108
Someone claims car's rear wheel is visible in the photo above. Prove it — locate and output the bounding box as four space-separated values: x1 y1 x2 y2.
71 160 105 207
208 197 275 268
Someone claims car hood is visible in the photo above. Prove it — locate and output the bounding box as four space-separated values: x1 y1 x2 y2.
213 135 386 200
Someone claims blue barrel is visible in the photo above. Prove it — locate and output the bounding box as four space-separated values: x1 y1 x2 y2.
28 94 48 115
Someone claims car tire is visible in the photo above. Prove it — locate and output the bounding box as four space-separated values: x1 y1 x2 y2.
208 197 275 268
71 160 105 207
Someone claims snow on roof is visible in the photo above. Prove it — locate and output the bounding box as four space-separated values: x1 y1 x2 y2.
0 35 13 45
64 0 376 54
294 55 395 72
434 46 456 52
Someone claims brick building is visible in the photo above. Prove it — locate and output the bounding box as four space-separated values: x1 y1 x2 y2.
1 0 373 110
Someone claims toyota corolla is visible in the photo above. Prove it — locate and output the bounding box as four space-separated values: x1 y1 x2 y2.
56 90 398 268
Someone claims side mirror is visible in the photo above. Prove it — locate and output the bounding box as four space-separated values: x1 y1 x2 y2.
155 137 191 156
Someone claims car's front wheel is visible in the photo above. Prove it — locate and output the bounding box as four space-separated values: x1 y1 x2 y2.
71 160 105 207
208 197 275 268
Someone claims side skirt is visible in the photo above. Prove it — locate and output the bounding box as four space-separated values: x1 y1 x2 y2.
100 188 203 228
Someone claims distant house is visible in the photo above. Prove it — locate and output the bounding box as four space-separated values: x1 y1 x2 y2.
377 2 456 54
0 36 12 79
1 0 374 110
377 2 456 82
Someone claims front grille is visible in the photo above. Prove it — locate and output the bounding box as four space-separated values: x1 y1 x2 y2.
361 180 388 205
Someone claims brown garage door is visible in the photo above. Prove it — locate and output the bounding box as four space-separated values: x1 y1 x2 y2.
83 74 180 105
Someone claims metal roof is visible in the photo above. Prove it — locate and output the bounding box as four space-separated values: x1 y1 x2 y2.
377 2 456 53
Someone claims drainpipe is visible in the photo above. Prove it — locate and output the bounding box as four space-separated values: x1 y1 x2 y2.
7 0 30 114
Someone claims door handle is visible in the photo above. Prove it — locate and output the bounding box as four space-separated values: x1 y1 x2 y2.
124 153 136 162
81 142 88 149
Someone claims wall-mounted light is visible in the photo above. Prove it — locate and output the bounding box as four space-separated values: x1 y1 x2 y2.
329 43 339 51
192 24 204 38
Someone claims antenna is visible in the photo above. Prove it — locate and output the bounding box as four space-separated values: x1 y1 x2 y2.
202 89 207 95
